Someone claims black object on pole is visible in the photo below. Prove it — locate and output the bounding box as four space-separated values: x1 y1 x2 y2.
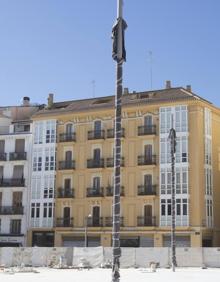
168 115 177 271
111 1 127 281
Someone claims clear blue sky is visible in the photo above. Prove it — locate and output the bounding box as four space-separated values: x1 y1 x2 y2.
0 0 220 106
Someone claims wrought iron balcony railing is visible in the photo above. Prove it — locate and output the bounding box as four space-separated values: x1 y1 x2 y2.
87 158 105 168
104 217 124 227
137 185 157 196
0 178 25 187
59 133 76 142
58 160 75 170
137 155 156 166
0 206 24 215
57 188 74 198
9 152 27 161
106 157 125 167
88 130 105 140
86 217 103 227
138 125 156 136
86 187 104 197
106 128 125 138
56 217 74 227
137 216 156 227
105 186 125 196
0 153 7 161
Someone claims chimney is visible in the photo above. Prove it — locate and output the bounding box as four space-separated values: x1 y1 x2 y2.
165 80 171 89
123 87 129 95
186 85 192 92
47 93 54 109
22 96 30 106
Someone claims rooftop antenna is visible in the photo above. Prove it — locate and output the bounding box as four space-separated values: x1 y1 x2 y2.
148 51 153 90
91 80 96 98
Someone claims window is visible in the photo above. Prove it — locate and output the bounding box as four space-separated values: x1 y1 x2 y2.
205 168 212 195
167 199 171 215
94 120 101 132
31 203 40 218
176 136 188 163
144 115 152 127
44 176 54 199
31 177 41 199
93 148 101 161
160 138 166 164
12 192 23 207
205 138 211 165
34 122 43 144
10 219 21 234
45 148 55 171
0 140 5 153
167 172 171 194
46 121 56 143
205 108 211 136
93 177 100 189
64 178 71 189
43 203 53 218
160 106 188 134
66 123 73 134
161 170 166 194
176 199 181 215
33 150 42 172
183 199 188 215
161 199 166 216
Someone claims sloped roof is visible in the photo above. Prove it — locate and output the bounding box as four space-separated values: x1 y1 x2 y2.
33 87 214 117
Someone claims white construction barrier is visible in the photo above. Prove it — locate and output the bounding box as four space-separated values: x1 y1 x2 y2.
0 247 220 268
72 247 103 268
176 248 203 267
135 248 169 268
203 248 220 267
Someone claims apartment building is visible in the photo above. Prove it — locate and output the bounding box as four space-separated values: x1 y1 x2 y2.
27 84 220 248
0 98 40 246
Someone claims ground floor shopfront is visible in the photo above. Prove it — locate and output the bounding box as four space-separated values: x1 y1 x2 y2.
0 234 25 247
52 227 217 248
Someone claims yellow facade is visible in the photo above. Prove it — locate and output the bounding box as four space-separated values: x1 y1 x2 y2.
28 88 220 247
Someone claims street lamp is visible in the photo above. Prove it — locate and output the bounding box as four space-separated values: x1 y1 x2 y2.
84 214 92 247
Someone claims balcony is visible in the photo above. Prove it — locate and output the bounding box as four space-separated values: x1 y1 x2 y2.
9 152 27 161
105 186 125 196
87 217 103 227
56 217 74 227
58 160 75 170
59 133 76 142
137 216 156 227
138 125 156 136
0 153 7 161
106 157 125 167
0 178 25 187
106 128 125 138
105 217 124 227
137 185 157 196
87 187 104 197
138 155 156 166
0 206 24 215
87 159 105 169
88 130 105 140
57 188 74 198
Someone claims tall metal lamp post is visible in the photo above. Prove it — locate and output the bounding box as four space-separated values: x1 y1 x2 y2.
111 0 127 281
84 214 92 248
168 115 177 271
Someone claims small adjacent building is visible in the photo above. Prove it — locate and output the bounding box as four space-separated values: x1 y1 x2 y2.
0 98 40 246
